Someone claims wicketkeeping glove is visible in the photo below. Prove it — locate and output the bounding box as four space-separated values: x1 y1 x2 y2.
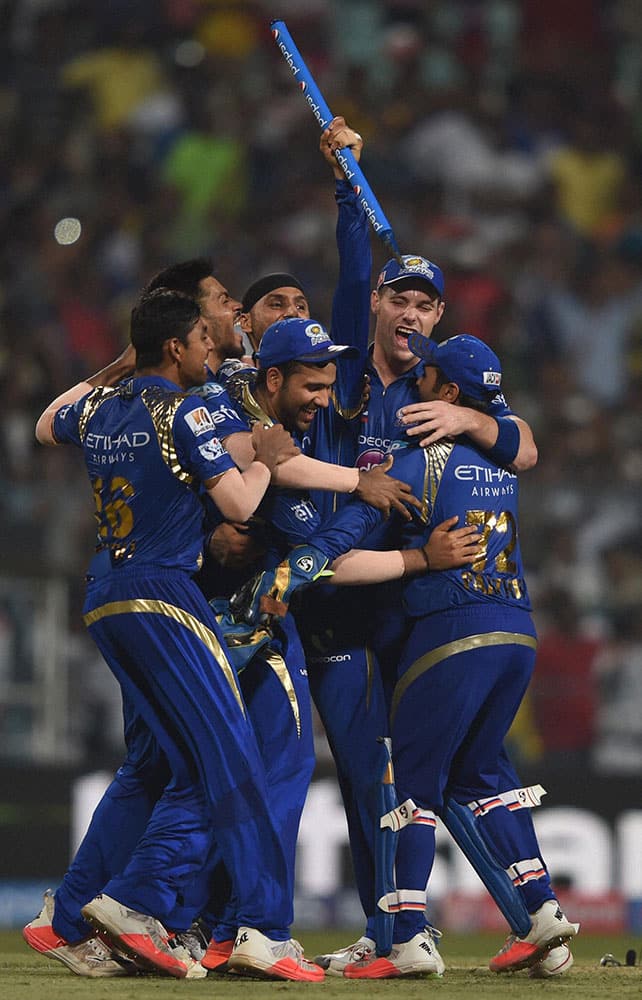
230 544 333 626
210 597 273 673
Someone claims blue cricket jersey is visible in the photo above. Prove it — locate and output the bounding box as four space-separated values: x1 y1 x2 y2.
195 373 382 573
53 376 236 574
369 436 532 617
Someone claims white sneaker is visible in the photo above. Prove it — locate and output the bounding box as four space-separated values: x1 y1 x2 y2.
314 936 375 977
227 926 325 981
171 922 209 978
529 943 574 977
81 893 199 979
344 927 445 978
489 899 579 973
22 890 133 978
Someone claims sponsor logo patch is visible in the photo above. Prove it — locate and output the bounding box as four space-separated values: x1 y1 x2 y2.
185 406 214 436
402 256 434 279
198 438 225 461
483 371 502 387
305 322 330 346
296 555 315 573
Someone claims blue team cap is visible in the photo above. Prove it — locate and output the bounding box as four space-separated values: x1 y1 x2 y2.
255 317 358 369
408 333 502 401
377 254 445 298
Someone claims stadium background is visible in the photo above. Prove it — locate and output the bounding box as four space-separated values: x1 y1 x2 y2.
0 0 640 933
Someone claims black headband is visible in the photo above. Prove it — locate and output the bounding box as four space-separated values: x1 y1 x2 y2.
241 273 306 313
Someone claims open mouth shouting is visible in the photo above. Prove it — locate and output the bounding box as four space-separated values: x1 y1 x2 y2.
395 326 417 348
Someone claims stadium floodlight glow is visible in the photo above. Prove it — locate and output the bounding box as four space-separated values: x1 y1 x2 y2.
54 217 82 245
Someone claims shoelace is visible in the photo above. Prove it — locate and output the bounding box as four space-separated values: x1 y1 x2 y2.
349 943 373 961
285 939 318 968
497 934 518 954
172 923 209 961
86 936 116 961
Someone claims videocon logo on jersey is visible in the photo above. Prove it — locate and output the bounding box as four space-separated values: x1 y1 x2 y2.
356 448 386 471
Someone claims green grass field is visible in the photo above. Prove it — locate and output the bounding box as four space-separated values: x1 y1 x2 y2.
2 929 640 999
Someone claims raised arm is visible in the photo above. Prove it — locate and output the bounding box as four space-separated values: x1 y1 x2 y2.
321 116 372 413
36 345 136 445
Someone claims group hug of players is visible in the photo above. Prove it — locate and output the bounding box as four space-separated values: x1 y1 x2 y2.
23 118 578 981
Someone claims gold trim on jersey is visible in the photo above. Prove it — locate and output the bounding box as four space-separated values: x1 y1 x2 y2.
83 598 245 714
331 385 365 421
142 387 194 484
263 650 302 737
365 642 375 710
390 631 537 724
77 387 118 443
421 439 455 522
239 382 274 426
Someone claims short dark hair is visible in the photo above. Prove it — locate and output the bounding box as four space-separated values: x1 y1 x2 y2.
143 258 213 301
131 288 201 369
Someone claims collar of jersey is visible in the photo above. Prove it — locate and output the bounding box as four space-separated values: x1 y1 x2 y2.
366 346 424 385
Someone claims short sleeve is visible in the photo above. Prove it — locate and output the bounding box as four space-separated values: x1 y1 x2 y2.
175 399 236 482
52 395 89 446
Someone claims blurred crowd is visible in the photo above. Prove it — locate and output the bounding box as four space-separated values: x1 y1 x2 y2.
0 0 641 776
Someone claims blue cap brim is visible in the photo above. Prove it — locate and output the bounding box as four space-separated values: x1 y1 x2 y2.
407 333 438 363
296 345 359 363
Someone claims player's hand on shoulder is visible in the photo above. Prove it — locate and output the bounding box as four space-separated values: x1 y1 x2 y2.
398 400 474 447
423 515 482 570
355 454 422 521
251 422 300 471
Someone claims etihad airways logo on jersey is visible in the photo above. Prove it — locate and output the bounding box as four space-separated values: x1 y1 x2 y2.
455 465 516 482
456 463 516 496
185 406 214 436
210 405 243 426
85 431 150 450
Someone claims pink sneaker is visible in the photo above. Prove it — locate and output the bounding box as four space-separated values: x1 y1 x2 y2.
81 893 200 979
202 937 234 971
227 927 325 982
489 900 579 973
344 928 444 979
23 891 132 977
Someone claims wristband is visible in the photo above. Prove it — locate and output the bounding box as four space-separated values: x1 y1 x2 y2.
486 417 520 467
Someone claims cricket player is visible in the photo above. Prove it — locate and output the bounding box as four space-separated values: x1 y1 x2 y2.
26 287 326 982
229 117 554 975
182 316 475 970
278 334 579 978
23 255 415 978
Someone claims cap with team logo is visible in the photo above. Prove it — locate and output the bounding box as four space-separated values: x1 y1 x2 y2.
377 254 445 298
255 317 359 369
407 333 502 401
